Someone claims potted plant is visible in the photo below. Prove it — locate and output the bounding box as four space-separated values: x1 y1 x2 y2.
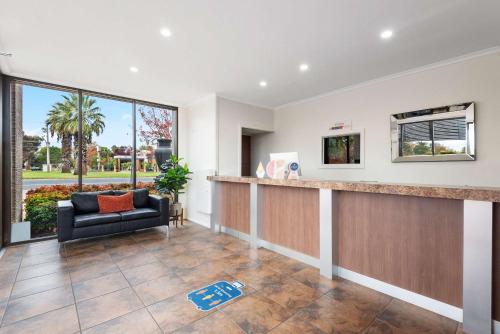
154 154 192 216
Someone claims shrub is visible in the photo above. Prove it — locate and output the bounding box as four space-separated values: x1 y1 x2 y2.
24 182 156 236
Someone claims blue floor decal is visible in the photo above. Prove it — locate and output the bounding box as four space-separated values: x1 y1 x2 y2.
187 281 244 312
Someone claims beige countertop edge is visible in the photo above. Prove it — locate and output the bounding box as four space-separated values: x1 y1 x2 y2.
207 175 500 202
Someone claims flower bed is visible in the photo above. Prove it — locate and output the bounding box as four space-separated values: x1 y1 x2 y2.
24 182 156 237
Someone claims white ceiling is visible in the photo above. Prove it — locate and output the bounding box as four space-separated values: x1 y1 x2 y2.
1 0 499 108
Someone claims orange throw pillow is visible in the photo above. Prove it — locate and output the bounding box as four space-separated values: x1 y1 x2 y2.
97 192 134 214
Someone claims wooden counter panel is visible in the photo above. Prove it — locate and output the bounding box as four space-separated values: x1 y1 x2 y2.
217 182 250 234
335 192 463 307
494 203 500 321
261 185 319 258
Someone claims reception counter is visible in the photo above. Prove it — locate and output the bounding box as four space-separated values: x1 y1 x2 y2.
208 176 499 333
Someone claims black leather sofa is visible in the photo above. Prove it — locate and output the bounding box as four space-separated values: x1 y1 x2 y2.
57 189 169 242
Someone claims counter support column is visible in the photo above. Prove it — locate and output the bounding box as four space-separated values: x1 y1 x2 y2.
463 200 492 334
319 188 333 278
210 181 220 233
249 183 261 249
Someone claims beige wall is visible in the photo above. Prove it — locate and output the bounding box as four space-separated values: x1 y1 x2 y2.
217 97 273 176
182 94 218 227
253 52 500 187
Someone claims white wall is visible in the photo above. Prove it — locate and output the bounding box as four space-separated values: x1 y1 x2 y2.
217 97 273 176
254 52 500 187
182 94 217 227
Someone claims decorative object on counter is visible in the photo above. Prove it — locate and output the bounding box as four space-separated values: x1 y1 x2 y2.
287 161 300 180
154 139 173 172
256 161 265 178
266 152 300 179
154 154 192 216
390 102 475 162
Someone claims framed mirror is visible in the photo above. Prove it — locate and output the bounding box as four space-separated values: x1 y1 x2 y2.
391 102 475 162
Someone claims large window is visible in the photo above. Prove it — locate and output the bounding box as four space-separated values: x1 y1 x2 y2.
5 77 178 242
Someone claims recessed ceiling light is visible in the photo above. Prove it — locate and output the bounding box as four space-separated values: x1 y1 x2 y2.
380 29 393 40
259 81 267 87
160 28 172 37
299 63 309 72
129 66 139 73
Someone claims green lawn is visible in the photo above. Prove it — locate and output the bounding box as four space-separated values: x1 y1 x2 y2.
22 170 158 179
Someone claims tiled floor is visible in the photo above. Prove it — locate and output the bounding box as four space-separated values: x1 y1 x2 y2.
0 222 463 334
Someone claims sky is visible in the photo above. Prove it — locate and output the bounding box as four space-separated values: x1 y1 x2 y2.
22 84 151 148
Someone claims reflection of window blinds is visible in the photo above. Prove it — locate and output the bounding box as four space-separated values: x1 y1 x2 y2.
402 121 431 142
433 118 466 140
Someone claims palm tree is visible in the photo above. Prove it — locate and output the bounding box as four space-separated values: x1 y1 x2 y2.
46 94 105 175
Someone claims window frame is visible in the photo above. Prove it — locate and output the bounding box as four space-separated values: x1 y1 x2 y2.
320 128 365 169
390 102 475 162
2 75 178 244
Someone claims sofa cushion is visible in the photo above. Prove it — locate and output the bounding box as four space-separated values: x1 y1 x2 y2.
98 192 134 213
71 191 114 214
120 208 161 221
114 189 149 208
74 212 122 228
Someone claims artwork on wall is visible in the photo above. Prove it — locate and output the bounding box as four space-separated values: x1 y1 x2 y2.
321 129 365 169
390 102 475 162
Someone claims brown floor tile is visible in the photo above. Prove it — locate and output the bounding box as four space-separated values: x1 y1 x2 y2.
76 287 143 330
10 271 71 300
73 272 129 302
268 310 326 334
259 278 323 314
291 267 341 294
222 293 292 334
82 308 160 334
296 282 392 333
115 252 159 271
16 261 67 281
173 311 245 334
147 292 213 333
375 299 458 334
263 255 310 276
133 273 190 306
222 253 262 274
2 286 74 325
122 262 171 286
159 253 206 270
0 305 79 334
20 252 62 268
107 244 146 260
69 260 120 283
66 252 112 269
232 264 284 290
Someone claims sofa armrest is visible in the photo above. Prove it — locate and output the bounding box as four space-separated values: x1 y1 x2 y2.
149 195 169 225
57 200 74 242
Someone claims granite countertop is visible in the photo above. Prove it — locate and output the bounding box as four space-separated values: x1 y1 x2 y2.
207 175 500 202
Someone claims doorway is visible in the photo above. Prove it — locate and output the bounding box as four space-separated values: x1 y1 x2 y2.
241 135 251 176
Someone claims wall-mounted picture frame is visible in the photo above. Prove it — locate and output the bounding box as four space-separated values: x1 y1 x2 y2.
320 128 365 169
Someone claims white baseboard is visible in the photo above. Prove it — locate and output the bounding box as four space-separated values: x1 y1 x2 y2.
220 226 250 242
334 266 463 322
185 218 210 228
258 239 320 268
494 320 500 334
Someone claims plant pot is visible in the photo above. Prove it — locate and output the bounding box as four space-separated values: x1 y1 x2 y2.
154 139 173 172
170 202 182 216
